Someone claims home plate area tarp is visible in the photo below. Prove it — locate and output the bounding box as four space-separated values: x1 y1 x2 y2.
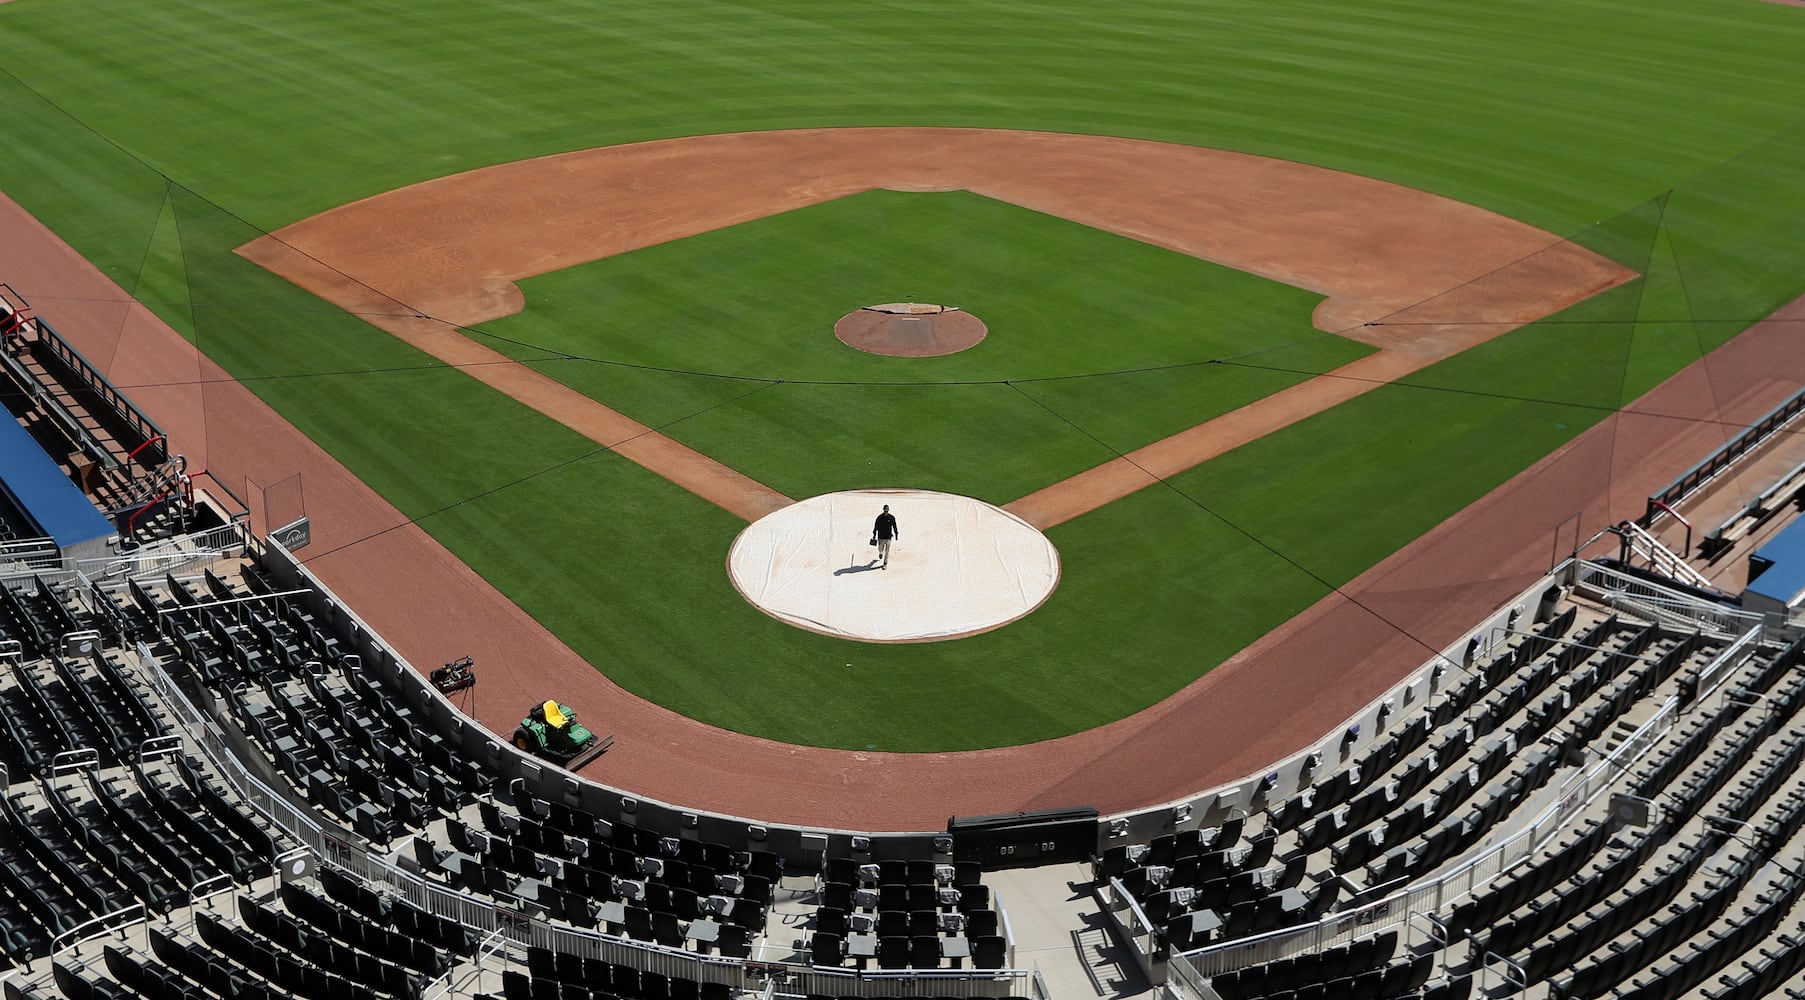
726 489 1060 643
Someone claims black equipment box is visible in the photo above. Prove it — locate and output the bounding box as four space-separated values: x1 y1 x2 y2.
948 806 1099 868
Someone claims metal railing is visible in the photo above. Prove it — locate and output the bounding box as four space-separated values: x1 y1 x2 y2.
1684 625 1765 704
0 536 61 579
782 966 1022 998
0 328 116 471
1571 560 1765 636
35 315 168 465
78 521 252 582
1642 384 1805 528
1616 521 1712 590
1165 953 1215 1000
995 887 1018 970
51 903 146 955
1098 876 1161 981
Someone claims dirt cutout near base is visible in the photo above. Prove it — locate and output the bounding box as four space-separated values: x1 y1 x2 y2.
835 303 987 357
239 128 1634 532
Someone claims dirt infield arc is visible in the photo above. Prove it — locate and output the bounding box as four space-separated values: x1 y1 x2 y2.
238 128 1631 529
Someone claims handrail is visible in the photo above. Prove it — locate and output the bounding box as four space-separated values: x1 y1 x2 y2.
75 522 250 582
422 927 510 1000
189 873 236 903
1685 625 1765 704
138 734 187 760
1110 876 1159 941
1642 383 1805 527
125 434 165 466
1614 521 1712 590
48 747 101 775
150 587 312 618
995 887 1018 968
1482 951 1528 992
35 315 168 465
50 902 145 955
1571 560 1764 636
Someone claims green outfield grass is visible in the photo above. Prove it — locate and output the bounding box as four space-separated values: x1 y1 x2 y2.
2 0 1805 748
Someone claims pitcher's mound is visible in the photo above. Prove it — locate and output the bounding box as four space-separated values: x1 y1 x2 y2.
834 303 987 357
727 489 1060 643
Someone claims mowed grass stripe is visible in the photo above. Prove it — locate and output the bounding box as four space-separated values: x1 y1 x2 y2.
3 0 1803 234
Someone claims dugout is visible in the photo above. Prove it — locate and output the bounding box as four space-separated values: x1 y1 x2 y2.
0 403 116 563
1744 516 1805 617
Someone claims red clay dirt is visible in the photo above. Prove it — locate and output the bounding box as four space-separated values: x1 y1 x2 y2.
835 305 987 358
8 137 1805 830
238 128 1632 530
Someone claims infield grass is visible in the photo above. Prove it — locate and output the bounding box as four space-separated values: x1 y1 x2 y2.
1 0 1805 747
473 189 1368 502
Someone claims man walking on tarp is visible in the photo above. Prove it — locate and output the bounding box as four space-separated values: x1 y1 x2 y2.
871 504 899 569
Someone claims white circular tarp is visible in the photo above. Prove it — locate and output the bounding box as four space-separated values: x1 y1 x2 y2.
727 489 1061 642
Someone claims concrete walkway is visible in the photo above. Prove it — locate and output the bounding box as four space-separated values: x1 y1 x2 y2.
988 863 1153 1000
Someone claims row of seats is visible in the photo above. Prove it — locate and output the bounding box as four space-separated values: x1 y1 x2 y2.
37 861 484 1000
1218 951 1435 1000
210 643 483 844
1133 599 1795 1000
131 570 315 689
1112 609 1659 952
520 946 734 1000
808 846 1001 969
1206 931 1397 999
145 561 1013 980
809 930 1006 970
0 701 265 964
415 792 775 954
237 893 429 996
0 576 88 660
1402 621 1805 998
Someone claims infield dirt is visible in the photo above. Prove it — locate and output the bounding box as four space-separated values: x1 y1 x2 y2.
239 128 1632 528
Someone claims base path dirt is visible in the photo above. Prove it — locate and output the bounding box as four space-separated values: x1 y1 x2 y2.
9 139 1805 830
239 127 1633 530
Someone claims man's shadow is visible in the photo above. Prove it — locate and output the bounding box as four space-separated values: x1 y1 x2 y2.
833 560 883 576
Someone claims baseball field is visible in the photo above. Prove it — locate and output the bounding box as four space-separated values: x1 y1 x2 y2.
2 0 1804 793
